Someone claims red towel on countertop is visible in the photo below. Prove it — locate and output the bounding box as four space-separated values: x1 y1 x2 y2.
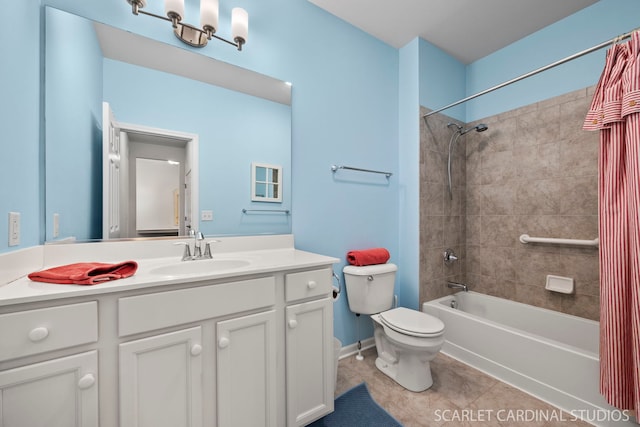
28 261 138 285
346 248 390 266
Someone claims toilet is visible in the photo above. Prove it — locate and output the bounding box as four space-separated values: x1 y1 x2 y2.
343 263 445 392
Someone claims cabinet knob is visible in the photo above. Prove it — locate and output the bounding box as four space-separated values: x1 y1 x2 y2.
190 344 202 356
78 373 96 390
28 327 49 342
307 280 317 289
218 337 230 349
288 319 298 329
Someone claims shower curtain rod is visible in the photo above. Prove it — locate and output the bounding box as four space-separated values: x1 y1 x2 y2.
423 27 640 119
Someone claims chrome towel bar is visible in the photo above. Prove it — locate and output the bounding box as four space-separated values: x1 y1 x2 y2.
519 234 599 248
242 208 290 214
331 164 392 178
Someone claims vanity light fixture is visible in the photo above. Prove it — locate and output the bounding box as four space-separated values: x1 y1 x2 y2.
126 0 248 51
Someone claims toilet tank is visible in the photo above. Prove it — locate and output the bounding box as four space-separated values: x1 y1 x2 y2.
343 263 397 314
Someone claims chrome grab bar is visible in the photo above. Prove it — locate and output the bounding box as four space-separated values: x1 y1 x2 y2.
519 234 599 248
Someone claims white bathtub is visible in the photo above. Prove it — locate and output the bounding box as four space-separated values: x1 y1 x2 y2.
423 292 635 427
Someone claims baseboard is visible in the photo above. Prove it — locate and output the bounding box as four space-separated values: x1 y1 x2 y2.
338 337 375 360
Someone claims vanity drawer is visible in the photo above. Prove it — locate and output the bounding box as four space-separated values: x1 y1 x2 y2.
119 276 276 336
285 268 332 303
0 302 98 362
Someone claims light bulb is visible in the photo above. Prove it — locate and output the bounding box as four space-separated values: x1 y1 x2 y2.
165 0 184 22
200 0 219 33
231 8 248 45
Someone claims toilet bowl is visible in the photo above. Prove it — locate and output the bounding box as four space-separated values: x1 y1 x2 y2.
343 264 445 392
372 307 444 392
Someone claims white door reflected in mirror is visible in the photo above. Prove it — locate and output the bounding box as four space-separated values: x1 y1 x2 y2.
136 158 180 233
102 102 198 239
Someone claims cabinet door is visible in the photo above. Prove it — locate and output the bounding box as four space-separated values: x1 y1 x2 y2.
119 327 203 427
217 310 276 427
0 350 98 427
286 298 334 426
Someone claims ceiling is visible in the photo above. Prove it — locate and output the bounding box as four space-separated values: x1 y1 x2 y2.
308 0 599 64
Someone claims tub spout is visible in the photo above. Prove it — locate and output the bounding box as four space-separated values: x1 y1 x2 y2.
447 281 468 292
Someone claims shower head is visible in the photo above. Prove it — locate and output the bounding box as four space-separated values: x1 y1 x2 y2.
446 122 488 200
460 123 488 135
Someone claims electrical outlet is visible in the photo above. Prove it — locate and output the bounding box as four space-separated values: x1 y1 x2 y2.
8 212 20 246
201 210 213 221
53 213 60 238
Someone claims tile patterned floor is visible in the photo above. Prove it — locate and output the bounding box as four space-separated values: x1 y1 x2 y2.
335 348 594 427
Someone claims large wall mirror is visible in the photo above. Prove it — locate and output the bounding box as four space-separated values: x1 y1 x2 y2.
44 7 292 243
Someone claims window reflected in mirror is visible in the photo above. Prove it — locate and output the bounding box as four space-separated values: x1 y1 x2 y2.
252 163 282 202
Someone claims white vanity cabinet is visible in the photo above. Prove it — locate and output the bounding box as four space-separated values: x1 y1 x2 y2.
285 269 335 426
217 310 277 427
0 302 99 427
117 276 276 427
0 244 337 427
0 351 98 427
119 327 204 427
116 267 335 427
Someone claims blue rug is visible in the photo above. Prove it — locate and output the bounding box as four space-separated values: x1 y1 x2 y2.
308 383 403 427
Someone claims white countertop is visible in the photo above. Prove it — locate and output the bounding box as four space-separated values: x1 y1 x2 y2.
0 235 339 307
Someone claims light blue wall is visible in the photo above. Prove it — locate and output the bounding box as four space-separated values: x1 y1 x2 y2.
45 7 103 241
0 0 42 253
288 6 400 346
415 0 640 123
397 39 420 310
465 0 640 121
418 38 466 121
103 59 291 236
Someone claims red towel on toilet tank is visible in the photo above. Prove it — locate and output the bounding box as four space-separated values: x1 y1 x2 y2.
346 248 390 266
28 261 138 285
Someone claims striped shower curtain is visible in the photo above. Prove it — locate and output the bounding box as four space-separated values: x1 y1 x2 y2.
584 31 640 411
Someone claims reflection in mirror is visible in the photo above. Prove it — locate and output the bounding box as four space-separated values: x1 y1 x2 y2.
251 162 282 203
103 110 195 240
135 158 180 235
44 7 292 243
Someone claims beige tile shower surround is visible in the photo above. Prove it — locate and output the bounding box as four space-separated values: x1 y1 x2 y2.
420 86 599 320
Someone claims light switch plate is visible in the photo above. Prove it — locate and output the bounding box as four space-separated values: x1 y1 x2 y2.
201 210 213 221
53 213 60 238
8 212 20 246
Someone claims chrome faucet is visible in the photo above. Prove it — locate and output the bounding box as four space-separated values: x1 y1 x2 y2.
175 230 216 261
443 248 458 265
447 281 468 292
193 231 205 258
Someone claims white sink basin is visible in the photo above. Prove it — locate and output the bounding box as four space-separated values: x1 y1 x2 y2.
150 259 251 276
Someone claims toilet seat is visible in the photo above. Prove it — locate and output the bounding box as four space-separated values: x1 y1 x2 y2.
379 307 444 338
